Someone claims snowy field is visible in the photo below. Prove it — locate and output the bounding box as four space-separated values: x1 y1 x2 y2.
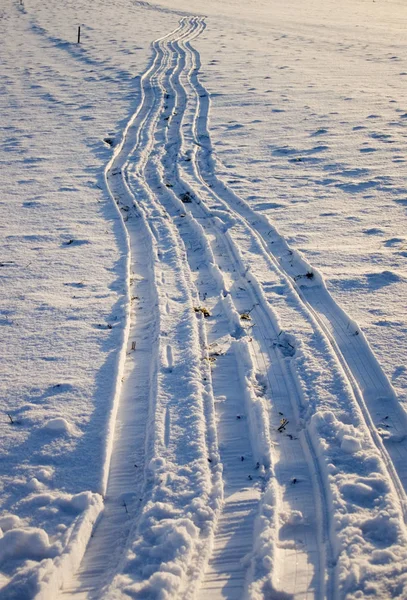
1 0 407 597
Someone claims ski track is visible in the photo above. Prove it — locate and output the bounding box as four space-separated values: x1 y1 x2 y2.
60 15 407 600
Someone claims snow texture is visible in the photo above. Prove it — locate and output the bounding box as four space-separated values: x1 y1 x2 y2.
1 0 407 598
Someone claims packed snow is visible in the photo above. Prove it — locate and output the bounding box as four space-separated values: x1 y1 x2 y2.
1 0 407 598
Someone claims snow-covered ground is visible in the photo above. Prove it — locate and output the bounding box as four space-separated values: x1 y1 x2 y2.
1 0 407 598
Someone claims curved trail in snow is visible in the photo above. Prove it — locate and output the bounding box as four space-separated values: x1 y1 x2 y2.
59 16 407 600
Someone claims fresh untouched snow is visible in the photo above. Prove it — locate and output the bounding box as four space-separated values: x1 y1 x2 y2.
1 0 407 598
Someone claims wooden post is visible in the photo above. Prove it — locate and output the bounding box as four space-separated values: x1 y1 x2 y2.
77 26 81 44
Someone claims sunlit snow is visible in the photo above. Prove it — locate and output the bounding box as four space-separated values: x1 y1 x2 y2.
1 0 407 598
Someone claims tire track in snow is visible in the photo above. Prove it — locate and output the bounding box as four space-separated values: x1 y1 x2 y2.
59 23 180 599
60 20 221 599
126 17 271 597
103 18 223 598
178 30 329 600
181 21 407 597
141 20 326 599
106 19 225 597
141 22 271 599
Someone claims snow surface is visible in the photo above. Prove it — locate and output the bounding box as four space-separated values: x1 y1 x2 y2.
1 0 407 598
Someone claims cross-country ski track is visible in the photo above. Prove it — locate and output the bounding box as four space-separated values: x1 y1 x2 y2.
59 17 407 600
